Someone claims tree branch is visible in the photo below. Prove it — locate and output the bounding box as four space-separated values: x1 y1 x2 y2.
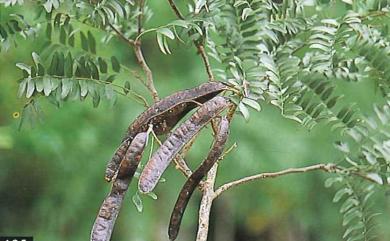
214 163 337 198
167 0 185 20
166 0 214 81
196 44 215 81
196 163 218 241
108 23 135 46
133 42 159 101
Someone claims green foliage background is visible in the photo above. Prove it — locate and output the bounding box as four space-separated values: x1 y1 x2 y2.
0 1 389 241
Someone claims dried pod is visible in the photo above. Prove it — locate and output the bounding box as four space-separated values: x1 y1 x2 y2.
105 82 228 182
168 117 230 241
91 132 147 241
139 96 230 193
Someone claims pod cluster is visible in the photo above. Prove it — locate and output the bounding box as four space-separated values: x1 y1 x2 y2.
91 82 231 241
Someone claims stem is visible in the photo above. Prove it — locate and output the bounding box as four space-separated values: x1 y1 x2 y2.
196 163 218 241
133 42 160 101
167 0 185 20
197 44 214 82
165 0 214 81
133 0 160 102
214 164 337 198
108 23 135 46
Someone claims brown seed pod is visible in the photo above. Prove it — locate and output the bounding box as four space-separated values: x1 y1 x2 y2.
138 96 230 194
91 132 147 241
168 117 230 241
105 82 228 182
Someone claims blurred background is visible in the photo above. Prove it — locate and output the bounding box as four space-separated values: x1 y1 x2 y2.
0 2 389 241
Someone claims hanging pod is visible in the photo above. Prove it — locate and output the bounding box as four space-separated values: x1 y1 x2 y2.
168 117 230 241
138 96 230 194
105 82 228 181
91 132 148 241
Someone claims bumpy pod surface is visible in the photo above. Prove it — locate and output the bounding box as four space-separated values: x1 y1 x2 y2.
168 117 230 241
105 82 227 181
138 96 230 194
91 132 147 241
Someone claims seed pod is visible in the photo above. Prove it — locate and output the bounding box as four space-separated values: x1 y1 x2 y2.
168 117 229 241
91 132 147 241
139 96 230 193
105 82 228 182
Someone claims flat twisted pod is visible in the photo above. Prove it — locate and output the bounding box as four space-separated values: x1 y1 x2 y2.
138 96 230 193
168 117 230 241
91 132 147 241
105 82 227 181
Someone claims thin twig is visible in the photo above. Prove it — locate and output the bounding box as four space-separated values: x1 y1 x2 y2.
138 0 145 35
214 163 337 198
196 163 218 241
133 42 160 101
165 0 215 81
194 104 237 240
132 0 159 101
108 23 135 46
167 0 185 20
197 44 215 81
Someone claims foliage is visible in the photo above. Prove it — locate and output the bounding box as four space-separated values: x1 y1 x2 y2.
1 0 390 241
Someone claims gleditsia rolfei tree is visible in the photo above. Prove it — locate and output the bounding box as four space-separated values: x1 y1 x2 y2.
1 0 390 241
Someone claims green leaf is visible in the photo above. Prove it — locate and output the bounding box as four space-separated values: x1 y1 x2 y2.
17 79 27 97
163 37 171 54
64 52 73 77
333 187 352 203
106 75 115 83
98 57 107 73
157 32 167 54
87 31 96 54
105 85 114 99
343 221 364 239
241 8 253 21
59 26 66 45
343 207 362 226
61 78 72 99
16 63 31 74
89 61 99 80
157 28 175 40
147 192 158 200
111 56 120 72
37 63 45 76
32 52 41 65
238 102 250 121
43 76 52 96
79 79 88 97
124 81 130 95
93 93 100 108
340 197 359 213
26 78 35 98
35 78 44 92
132 192 143 212
80 31 88 52
46 23 52 40
0 24 8 39
324 176 343 188
53 13 61 27
242 98 261 111
171 20 189 28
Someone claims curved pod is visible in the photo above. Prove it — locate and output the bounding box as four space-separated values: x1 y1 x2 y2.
105 82 228 181
91 132 148 241
138 96 230 194
168 117 230 241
